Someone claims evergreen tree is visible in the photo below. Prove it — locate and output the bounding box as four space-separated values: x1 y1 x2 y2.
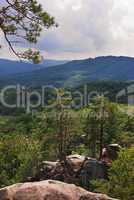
84 96 121 159
56 110 73 161
0 0 57 62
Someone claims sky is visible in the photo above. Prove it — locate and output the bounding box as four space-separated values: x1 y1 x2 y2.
0 0 134 60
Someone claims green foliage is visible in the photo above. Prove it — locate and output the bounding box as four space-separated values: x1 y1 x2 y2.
0 0 57 62
92 146 134 200
21 49 42 64
38 109 82 160
119 131 134 148
84 96 123 158
0 94 133 190
0 134 42 187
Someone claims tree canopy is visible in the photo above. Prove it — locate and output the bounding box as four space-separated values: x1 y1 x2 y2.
0 0 57 63
92 146 134 200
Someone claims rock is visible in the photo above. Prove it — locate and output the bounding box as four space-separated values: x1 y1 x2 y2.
67 154 86 172
101 148 112 166
29 155 107 188
79 158 107 187
0 180 118 200
107 144 121 160
101 144 121 165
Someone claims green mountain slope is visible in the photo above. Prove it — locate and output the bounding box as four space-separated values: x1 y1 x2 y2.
1 56 134 87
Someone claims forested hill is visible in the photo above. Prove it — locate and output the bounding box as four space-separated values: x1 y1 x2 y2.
1 56 134 87
0 59 67 76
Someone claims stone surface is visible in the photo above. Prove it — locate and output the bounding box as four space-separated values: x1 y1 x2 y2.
107 144 121 160
0 180 118 200
30 155 107 187
79 158 107 187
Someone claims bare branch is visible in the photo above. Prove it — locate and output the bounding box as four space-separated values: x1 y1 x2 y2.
3 30 21 59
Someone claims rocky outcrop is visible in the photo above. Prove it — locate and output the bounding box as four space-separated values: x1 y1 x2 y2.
107 144 121 160
28 144 121 187
0 180 118 200
80 158 107 187
29 155 107 187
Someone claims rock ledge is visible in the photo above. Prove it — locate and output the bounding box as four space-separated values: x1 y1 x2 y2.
0 180 118 200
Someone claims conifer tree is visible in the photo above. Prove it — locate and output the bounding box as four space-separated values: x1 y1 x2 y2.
0 0 57 63
56 110 73 161
84 96 120 159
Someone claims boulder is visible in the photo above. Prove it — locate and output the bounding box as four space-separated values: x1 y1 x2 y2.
66 154 86 172
107 144 121 160
30 155 107 187
0 180 118 200
79 158 107 187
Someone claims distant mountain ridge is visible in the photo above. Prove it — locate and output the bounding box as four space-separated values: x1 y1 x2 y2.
0 59 68 76
0 56 134 87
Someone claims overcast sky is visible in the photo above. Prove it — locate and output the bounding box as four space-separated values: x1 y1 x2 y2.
1 0 134 60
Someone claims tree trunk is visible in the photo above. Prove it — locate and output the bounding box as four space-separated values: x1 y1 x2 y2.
99 121 104 159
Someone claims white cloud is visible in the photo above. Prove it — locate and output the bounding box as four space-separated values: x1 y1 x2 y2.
1 0 134 60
